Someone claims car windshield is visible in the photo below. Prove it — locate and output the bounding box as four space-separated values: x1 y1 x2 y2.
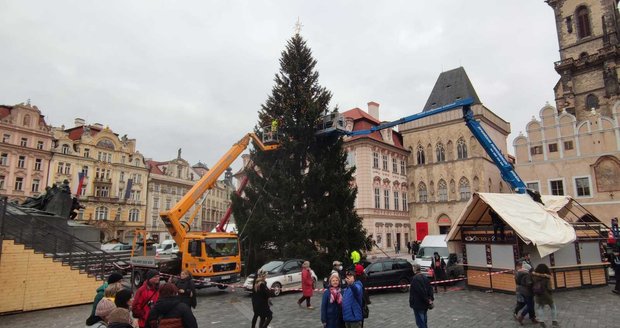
418 247 449 259
260 261 284 274
205 238 239 257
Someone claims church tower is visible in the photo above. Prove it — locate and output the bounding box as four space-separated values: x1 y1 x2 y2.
547 0 620 121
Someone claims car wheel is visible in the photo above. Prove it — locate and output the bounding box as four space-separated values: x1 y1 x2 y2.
398 278 410 293
271 282 282 297
132 271 143 288
217 285 228 290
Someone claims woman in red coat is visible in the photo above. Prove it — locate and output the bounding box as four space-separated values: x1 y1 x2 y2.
297 261 315 309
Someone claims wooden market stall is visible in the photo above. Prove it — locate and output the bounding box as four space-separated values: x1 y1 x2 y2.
447 193 609 292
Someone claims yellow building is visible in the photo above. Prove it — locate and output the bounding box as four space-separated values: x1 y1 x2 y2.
49 119 148 242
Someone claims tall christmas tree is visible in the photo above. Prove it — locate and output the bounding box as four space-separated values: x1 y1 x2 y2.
232 33 367 275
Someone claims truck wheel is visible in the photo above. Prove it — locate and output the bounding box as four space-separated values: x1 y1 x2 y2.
133 271 143 288
271 282 282 296
398 278 410 293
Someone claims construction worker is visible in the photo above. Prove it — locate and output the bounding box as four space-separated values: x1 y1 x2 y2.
350 250 361 265
271 119 278 133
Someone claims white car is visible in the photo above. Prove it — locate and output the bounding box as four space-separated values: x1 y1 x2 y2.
243 259 317 296
156 240 178 255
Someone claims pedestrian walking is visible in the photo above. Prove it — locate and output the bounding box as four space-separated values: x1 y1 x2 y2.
513 261 527 319
431 252 447 292
321 272 345 328
87 297 116 328
532 264 558 327
298 261 315 309
395 243 400 254
516 263 539 325
132 269 160 328
611 250 620 295
342 270 364 328
407 241 412 254
145 283 197 328
251 270 273 328
409 263 434 328
174 270 197 309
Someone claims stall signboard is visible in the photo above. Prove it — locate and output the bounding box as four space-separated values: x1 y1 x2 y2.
462 231 516 243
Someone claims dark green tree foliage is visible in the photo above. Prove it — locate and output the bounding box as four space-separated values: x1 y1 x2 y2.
231 34 366 276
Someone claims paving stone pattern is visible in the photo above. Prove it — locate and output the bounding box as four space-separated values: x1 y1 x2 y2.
0 283 618 327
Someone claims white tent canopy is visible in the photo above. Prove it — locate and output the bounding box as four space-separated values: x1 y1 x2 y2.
447 193 577 257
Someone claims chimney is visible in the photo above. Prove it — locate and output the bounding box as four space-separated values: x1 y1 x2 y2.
74 118 85 127
368 101 380 120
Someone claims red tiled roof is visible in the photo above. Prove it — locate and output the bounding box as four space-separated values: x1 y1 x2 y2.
65 125 102 140
0 105 12 120
147 160 166 175
342 108 405 150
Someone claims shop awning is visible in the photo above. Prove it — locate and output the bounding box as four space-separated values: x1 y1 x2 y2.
446 193 577 257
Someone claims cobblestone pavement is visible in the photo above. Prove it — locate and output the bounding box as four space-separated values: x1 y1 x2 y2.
1 282 618 328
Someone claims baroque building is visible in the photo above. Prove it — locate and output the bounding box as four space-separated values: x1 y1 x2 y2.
342 102 410 254
0 102 53 202
400 67 513 240
49 119 148 242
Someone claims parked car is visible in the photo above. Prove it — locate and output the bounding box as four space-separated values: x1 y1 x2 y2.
243 259 317 296
101 243 132 252
364 258 413 293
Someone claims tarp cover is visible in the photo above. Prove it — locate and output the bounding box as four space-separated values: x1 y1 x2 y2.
447 193 576 257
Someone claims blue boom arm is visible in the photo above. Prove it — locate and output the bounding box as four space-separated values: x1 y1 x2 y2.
319 97 527 194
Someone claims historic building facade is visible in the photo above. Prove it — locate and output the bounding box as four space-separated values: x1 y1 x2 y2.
49 119 148 242
510 0 620 226
0 102 53 202
342 102 410 254
400 67 513 240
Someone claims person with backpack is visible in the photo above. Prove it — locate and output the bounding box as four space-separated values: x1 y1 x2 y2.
532 263 558 327
515 263 539 325
145 283 197 328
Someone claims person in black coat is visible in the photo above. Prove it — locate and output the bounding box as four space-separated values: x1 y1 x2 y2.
612 250 620 295
145 283 197 328
409 264 434 328
251 270 273 328
174 270 197 309
431 252 447 292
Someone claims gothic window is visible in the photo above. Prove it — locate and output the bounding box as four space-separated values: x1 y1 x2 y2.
418 182 428 203
576 6 591 38
457 138 468 159
436 142 446 162
585 94 599 109
416 145 425 165
438 179 448 202
459 177 471 201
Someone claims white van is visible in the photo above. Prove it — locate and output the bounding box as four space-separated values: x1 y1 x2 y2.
413 234 450 276
156 240 179 255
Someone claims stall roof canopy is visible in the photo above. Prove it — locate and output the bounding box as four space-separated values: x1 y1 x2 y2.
447 193 577 257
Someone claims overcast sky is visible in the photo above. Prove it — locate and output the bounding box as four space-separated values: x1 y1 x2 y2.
0 1 560 173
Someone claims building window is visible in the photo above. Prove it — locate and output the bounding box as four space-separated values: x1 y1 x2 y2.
32 179 40 192
84 148 90 158
394 191 399 210
575 177 591 197
438 180 448 202
0 175 5 189
95 186 110 197
15 177 23 191
2 134 10 143
548 143 558 152
391 158 397 173
576 6 591 38
530 146 543 155
417 145 425 165
82 166 89 177
382 155 388 170
346 151 356 168
95 207 108 220
129 209 140 222
563 141 574 150
526 182 540 193
165 198 171 210
457 138 468 159
402 192 408 211
63 163 71 175
374 188 380 208
20 137 28 147
153 197 160 209
37 141 44 150
400 160 406 175
384 189 390 209
34 158 42 171
61 144 70 154
418 183 428 203
0 153 7 166
436 143 446 162
373 152 379 169
386 233 392 248
459 177 471 201
586 94 599 109
17 156 25 168
549 179 564 196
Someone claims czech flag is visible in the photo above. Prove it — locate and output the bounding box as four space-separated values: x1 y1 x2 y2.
76 172 86 196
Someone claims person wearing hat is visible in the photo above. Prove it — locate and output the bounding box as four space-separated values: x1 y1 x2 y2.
146 283 197 328
132 269 160 328
88 272 123 322
86 298 116 328
325 260 345 288
107 308 134 328
354 263 371 307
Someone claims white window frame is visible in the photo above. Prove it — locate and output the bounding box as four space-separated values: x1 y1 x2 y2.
525 181 541 193
548 178 566 196
573 175 593 198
